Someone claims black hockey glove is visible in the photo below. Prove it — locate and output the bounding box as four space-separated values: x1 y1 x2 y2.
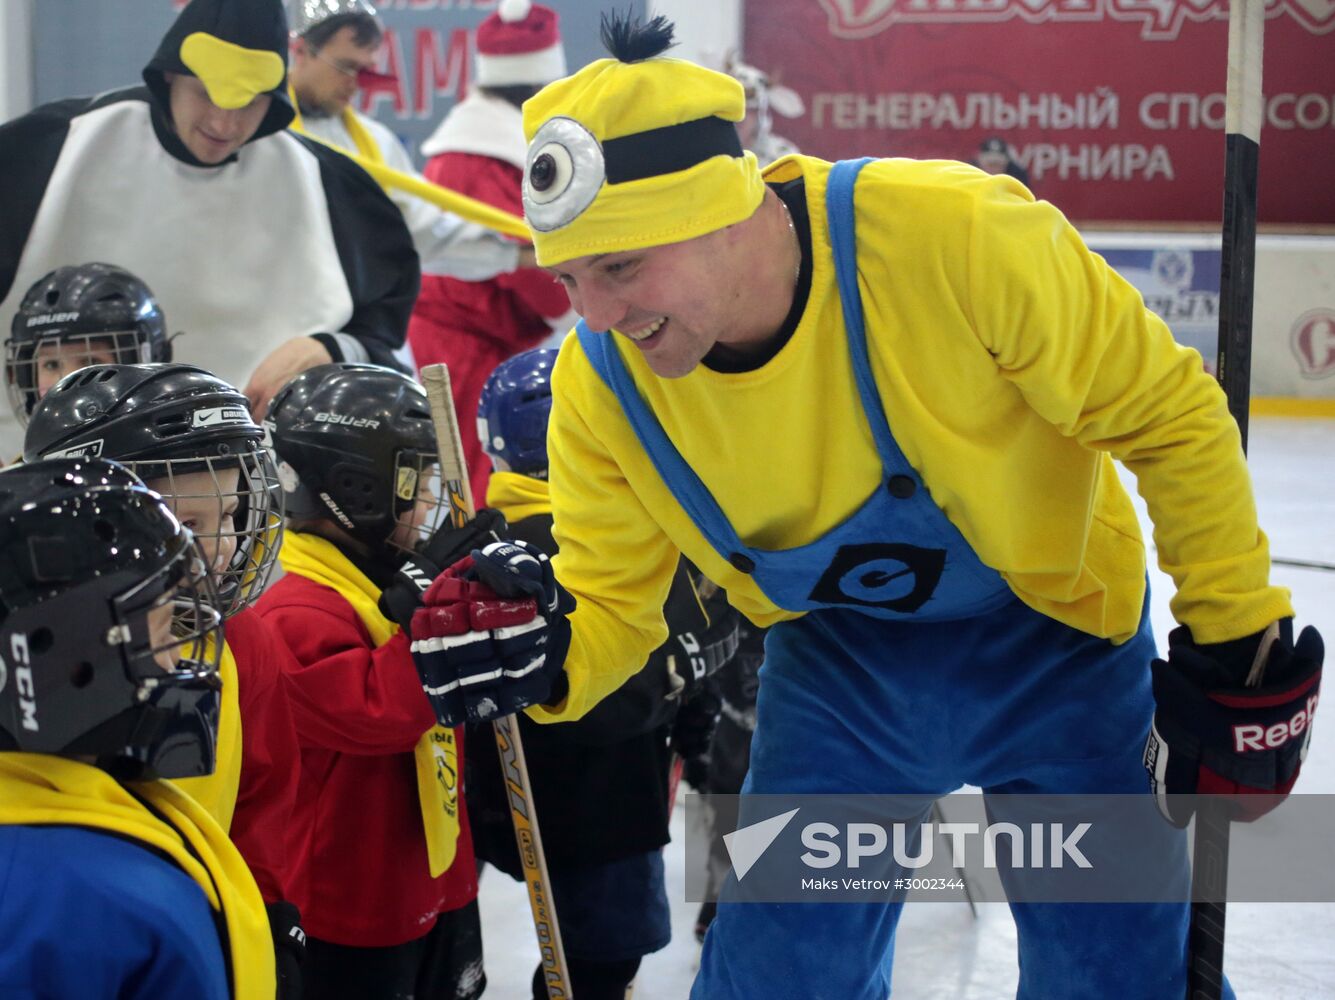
1144 618 1323 827
409 540 575 726
266 901 306 1000
671 685 722 792
668 574 742 700
378 509 507 631
421 507 508 568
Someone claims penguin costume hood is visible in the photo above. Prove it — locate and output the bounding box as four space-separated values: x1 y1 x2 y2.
143 0 295 162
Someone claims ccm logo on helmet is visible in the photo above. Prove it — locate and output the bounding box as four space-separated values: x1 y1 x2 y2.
1233 693 1320 752
8 635 39 732
314 411 381 430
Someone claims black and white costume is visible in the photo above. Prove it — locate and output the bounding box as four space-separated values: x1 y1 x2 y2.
0 0 419 408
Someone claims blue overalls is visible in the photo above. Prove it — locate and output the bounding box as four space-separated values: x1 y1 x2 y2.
577 159 1210 999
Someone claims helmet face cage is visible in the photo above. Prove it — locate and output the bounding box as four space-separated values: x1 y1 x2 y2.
111 530 224 685
386 448 448 556
5 331 154 426
126 447 284 617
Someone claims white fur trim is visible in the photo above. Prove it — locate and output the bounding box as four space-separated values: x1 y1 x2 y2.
474 44 566 88
419 90 528 167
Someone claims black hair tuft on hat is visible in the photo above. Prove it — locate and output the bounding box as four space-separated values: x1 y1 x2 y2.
600 9 675 63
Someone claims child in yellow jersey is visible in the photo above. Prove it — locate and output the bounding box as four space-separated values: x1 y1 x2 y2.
401 12 1325 1000
0 458 275 999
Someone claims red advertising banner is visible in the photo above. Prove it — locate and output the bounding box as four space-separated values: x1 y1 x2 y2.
744 0 1335 225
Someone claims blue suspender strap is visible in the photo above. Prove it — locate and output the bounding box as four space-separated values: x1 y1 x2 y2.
824 158 901 475
574 320 750 557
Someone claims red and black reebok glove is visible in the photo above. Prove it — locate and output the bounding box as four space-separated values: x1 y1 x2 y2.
1144 618 1322 827
409 540 574 726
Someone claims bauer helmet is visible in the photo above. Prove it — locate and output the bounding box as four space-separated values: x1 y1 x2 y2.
477 347 559 477
0 458 223 780
5 263 171 425
266 362 448 554
22 363 282 618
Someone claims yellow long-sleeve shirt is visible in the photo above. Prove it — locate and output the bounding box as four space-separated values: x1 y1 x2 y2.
534 155 1292 722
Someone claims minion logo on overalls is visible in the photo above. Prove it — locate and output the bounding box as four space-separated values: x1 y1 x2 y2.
809 542 946 613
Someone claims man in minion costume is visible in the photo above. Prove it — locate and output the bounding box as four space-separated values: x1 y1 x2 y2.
402 13 1324 998
0 0 419 427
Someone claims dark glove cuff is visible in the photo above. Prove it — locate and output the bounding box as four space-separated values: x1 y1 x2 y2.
265 900 306 960
1175 619 1294 686
421 507 508 569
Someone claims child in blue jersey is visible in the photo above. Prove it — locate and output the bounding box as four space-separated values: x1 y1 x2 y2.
0 458 276 999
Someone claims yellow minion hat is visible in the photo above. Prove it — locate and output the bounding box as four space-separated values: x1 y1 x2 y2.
520 15 765 266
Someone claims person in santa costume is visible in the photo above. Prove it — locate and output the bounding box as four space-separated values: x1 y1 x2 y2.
409 0 573 506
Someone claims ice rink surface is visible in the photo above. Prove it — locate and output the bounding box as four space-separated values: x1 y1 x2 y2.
476 416 1335 999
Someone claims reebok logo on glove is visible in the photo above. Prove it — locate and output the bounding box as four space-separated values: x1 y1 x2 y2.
1233 692 1320 752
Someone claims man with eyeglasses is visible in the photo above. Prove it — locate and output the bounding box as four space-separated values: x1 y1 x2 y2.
287 2 534 300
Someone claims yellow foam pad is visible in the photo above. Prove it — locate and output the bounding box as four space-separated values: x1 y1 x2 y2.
180 31 284 109
522 57 765 266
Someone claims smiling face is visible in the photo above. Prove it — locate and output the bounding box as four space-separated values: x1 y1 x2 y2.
165 72 272 164
547 226 754 379
547 190 801 379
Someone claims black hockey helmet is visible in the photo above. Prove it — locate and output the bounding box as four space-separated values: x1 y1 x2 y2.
5 263 172 425
266 362 447 554
0 458 223 780
22 363 282 617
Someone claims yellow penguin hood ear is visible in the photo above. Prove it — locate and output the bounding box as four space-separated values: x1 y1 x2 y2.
180 32 285 110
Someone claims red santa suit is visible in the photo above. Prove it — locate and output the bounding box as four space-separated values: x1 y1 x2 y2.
409 89 570 504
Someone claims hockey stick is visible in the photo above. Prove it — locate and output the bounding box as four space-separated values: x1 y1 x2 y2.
420 363 573 1000
1190 1 1265 996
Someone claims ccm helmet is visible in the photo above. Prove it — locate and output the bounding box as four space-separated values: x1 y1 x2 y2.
5 263 171 425
23 363 282 617
0 458 223 779
266 362 448 554
476 348 559 478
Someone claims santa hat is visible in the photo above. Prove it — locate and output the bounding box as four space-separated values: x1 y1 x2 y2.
475 0 566 88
